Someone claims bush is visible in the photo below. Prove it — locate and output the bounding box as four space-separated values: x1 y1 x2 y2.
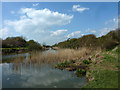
83 60 91 64
27 40 42 51
2 36 27 48
75 69 86 77
116 45 120 53
53 29 120 51
55 60 75 69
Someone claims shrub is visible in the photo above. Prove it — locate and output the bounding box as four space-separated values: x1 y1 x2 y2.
53 29 120 51
55 60 75 69
75 68 86 77
27 40 42 51
116 45 120 53
83 60 91 64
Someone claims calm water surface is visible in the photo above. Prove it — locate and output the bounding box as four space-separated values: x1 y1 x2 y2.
1 51 87 88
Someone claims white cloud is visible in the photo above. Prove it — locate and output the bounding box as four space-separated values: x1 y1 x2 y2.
105 18 118 25
113 18 117 23
6 8 73 34
98 28 113 37
96 17 118 37
32 3 39 7
72 5 89 13
67 31 81 38
51 29 68 36
10 11 15 14
0 28 8 38
4 8 73 45
113 17 120 24
85 28 97 34
90 30 96 33
81 34 85 36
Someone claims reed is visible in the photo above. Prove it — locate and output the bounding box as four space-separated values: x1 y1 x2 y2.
27 47 99 64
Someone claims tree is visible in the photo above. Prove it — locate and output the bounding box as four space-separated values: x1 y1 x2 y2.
27 40 42 51
2 36 27 48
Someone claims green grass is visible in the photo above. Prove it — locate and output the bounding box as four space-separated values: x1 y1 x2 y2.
83 48 119 88
83 70 118 88
103 54 118 66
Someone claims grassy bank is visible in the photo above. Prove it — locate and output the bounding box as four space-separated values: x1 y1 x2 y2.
53 46 119 88
1 48 28 55
83 46 119 88
9 46 119 88
84 70 118 88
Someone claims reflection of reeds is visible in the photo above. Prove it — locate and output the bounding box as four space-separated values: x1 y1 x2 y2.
10 47 101 72
11 56 25 63
11 47 101 65
28 47 101 64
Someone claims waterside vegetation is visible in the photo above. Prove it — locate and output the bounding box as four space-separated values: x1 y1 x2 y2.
1 37 44 54
1 29 120 88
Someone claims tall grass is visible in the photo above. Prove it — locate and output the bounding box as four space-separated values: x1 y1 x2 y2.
27 47 101 64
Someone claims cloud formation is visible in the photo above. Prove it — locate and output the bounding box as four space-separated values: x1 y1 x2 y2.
105 17 118 26
72 5 89 12
98 28 113 36
4 8 73 45
0 28 9 38
32 3 39 7
51 29 68 36
10 11 15 14
99 17 118 37
67 31 81 38
6 8 73 34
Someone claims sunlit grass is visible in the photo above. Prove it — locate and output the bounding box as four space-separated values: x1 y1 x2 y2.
83 70 118 88
83 48 119 88
28 48 97 64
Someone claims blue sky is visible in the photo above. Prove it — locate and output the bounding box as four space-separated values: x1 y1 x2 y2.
1 2 118 45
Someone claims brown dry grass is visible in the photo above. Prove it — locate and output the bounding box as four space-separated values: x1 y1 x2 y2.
27 47 101 64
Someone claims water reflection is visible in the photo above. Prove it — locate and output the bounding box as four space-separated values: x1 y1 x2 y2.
2 53 30 60
2 63 87 88
1 51 87 88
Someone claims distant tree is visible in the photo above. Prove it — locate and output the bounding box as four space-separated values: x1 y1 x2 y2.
27 40 42 51
42 42 46 47
2 36 27 48
0 38 2 48
67 38 70 41
54 29 120 50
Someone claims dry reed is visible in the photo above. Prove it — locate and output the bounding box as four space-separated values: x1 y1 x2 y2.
28 47 98 64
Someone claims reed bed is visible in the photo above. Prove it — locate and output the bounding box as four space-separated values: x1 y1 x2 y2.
27 47 99 64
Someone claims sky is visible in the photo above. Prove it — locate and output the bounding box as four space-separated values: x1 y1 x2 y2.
1 2 118 45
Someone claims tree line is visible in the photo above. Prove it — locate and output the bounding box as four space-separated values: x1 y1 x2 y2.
1 28 120 54
53 29 120 50
1 37 44 54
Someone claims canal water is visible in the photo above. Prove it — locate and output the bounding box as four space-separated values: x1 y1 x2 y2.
1 51 87 88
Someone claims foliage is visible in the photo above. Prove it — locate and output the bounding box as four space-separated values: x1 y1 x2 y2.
82 60 91 65
75 69 86 77
55 60 75 69
98 30 120 50
2 36 43 54
116 45 120 53
27 40 42 51
54 29 120 50
2 36 27 48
